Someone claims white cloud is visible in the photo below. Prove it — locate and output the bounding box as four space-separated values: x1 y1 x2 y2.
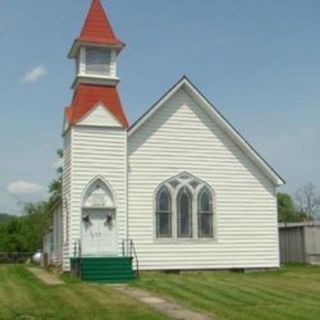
7 180 46 195
22 65 47 83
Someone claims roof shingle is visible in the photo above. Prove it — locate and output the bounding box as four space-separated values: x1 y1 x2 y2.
78 0 124 46
66 84 128 128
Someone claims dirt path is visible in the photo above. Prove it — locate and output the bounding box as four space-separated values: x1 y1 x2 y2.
28 267 64 285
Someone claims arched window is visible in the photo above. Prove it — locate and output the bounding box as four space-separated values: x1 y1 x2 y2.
177 187 193 238
83 179 115 209
197 187 213 238
155 173 215 240
156 187 172 238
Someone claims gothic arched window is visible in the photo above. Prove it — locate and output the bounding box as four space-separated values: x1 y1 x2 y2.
197 187 213 238
177 187 193 238
155 173 215 240
156 186 172 238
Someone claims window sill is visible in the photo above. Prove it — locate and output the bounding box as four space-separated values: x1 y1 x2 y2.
82 206 116 210
154 238 218 244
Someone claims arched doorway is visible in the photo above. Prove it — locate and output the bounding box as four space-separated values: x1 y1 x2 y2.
81 178 117 256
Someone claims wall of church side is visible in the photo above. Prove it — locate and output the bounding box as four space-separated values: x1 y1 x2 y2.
52 203 63 266
62 131 72 271
69 126 127 260
128 87 280 270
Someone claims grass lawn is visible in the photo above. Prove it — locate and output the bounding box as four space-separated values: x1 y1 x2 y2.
132 265 320 320
0 265 165 320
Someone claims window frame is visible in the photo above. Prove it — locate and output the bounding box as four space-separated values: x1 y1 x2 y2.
155 186 172 238
154 173 216 242
197 187 214 238
85 47 111 76
177 186 193 238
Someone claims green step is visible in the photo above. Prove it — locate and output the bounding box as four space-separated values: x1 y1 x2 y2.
81 265 134 271
81 262 132 268
82 270 135 275
82 265 132 268
81 265 132 270
71 256 136 284
83 278 135 284
82 270 134 276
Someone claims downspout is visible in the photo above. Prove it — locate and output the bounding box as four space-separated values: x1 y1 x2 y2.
125 129 129 247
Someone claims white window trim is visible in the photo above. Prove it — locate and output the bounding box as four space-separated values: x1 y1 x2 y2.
76 46 118 81
85 47 111 76
154 172 217 243
155 186 172 238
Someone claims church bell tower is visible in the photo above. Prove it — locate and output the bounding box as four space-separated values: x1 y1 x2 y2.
68 0 124 89
65 0 128 128
62 0 128 271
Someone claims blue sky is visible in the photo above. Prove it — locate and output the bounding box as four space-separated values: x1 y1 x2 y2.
0 0 319 214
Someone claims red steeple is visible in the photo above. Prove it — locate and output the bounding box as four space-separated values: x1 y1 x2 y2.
65 1 128 129
78 0 124 47
65 84 128 128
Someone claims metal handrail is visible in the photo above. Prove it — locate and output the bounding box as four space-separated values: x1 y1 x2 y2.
73 239 81 258
122 239 139 277
72 239 82 279
130 239 139 277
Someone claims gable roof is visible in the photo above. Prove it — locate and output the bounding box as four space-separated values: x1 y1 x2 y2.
65 84 128 128
128 76 285 186
78 0 124 47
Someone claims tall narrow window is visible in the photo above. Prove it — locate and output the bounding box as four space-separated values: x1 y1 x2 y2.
156 187 172 238
177 187 192 238
197 187 213 238
86 48 111 75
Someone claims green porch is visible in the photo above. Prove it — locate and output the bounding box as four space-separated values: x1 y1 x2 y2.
70 239 138 283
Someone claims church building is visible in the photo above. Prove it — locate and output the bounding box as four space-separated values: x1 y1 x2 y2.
48 0 284 282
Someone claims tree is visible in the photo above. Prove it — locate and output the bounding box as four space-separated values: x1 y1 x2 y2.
49 149 63 199
277 193 300 222
0 149 63 252
0 213 13 223
295 183 320 221
0 202 53 252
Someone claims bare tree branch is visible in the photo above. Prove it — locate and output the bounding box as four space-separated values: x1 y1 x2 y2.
295 183 320 221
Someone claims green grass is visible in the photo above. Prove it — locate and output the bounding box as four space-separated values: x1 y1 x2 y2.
0 265 165 320
132 265 320 320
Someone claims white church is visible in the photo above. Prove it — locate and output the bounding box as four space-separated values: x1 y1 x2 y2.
47 0 285 282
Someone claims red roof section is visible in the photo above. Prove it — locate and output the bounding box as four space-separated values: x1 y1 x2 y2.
78 0 124 46
66 84 128 128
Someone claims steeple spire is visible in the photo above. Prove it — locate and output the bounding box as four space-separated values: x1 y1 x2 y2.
79 0 124 47
65 0 128 129
69 0 124 58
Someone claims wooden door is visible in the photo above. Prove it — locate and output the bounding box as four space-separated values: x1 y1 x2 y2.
81 209 117 256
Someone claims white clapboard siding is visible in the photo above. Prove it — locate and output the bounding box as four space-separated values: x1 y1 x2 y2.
128 86 279 270
62 131 72 270
52 203 63 266
64 125 127 271
78 104 122 127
